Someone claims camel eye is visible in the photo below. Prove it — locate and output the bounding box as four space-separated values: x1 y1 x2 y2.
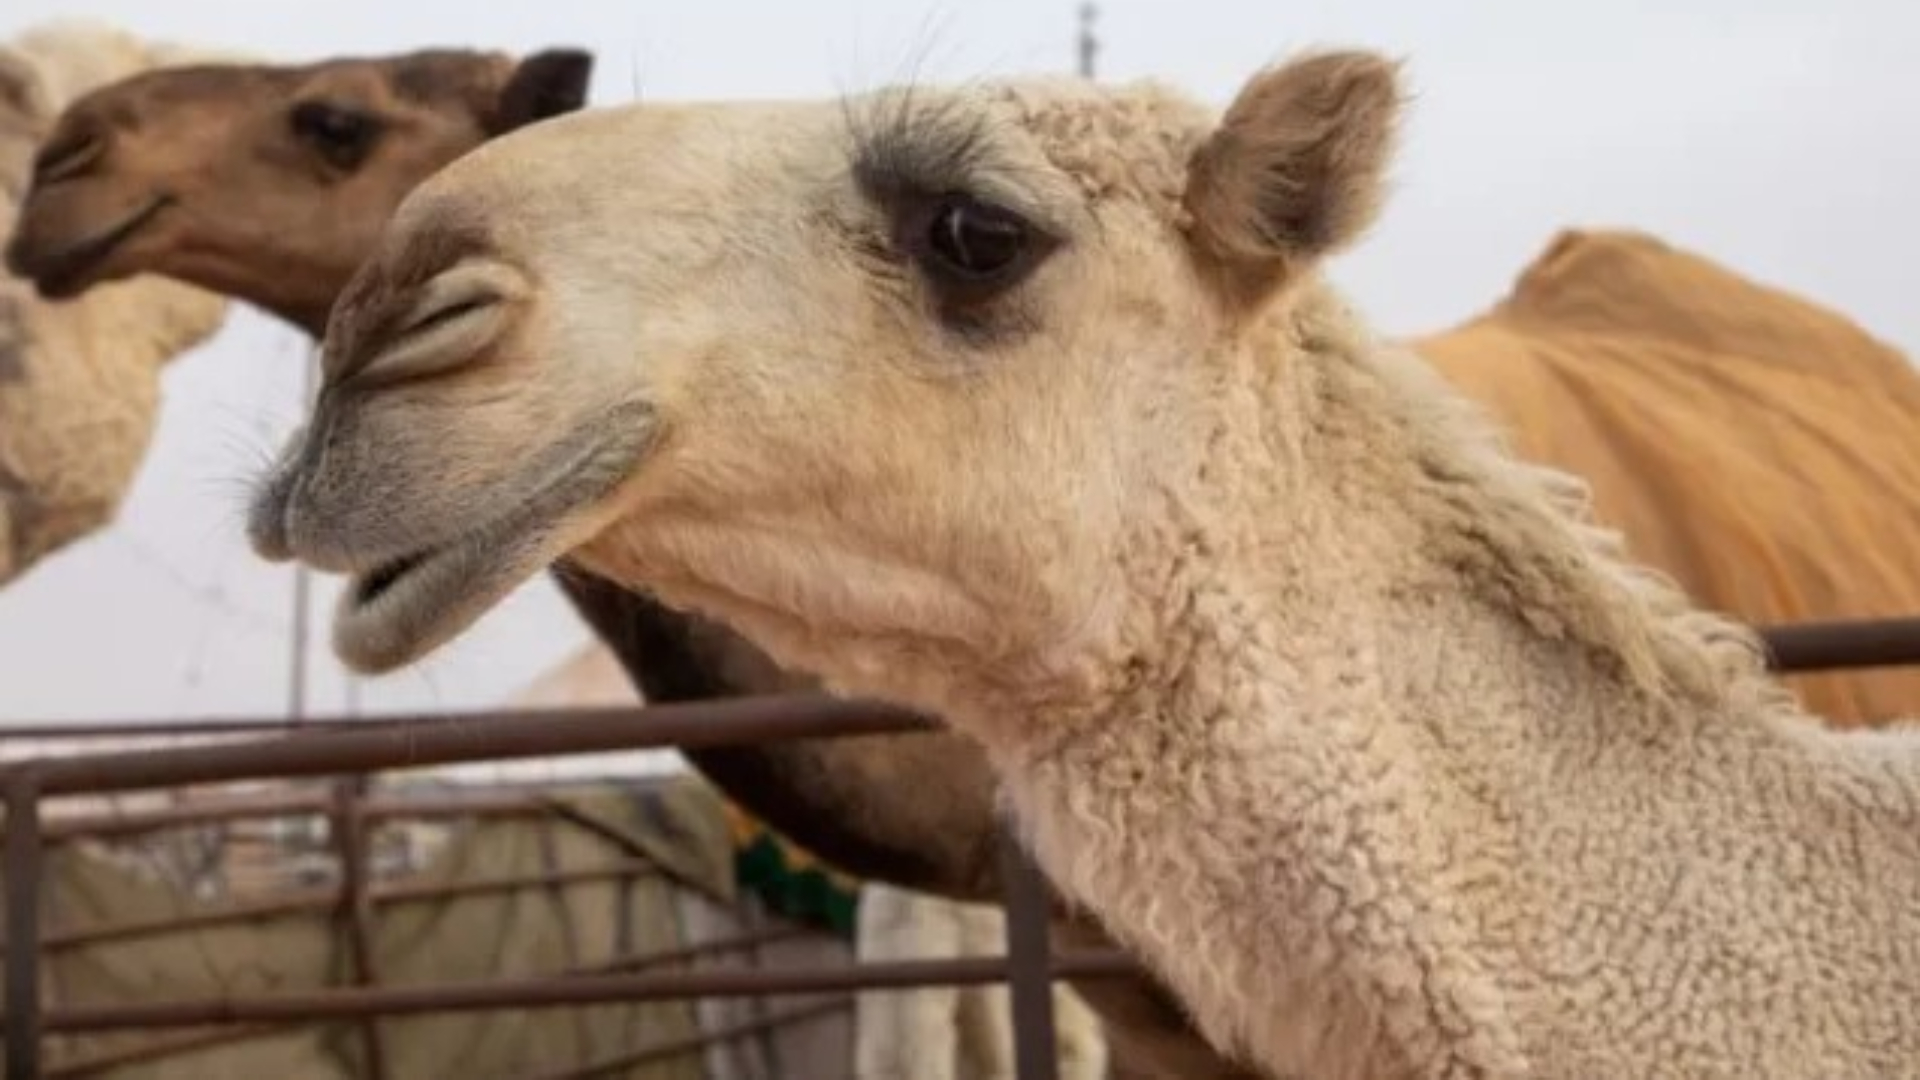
289 101 380 171
922 195 1035 284
32 125 105 185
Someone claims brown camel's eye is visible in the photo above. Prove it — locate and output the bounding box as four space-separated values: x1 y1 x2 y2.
289 101 381 171
31 125 105 185
921 195 1035 284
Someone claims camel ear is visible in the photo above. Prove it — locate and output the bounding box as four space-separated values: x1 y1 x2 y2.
1183 51 1402 274
490 48 593 135
0 50 49 123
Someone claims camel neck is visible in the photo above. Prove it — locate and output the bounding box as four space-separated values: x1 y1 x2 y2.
978 317 1920 1076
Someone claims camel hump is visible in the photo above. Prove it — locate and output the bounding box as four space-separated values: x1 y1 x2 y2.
1497 227 1910 382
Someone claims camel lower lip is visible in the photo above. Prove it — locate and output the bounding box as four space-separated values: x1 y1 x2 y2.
343 544 460 618
319 401 658 675
22 194 170 297
333 524 541 675
352 550 432 606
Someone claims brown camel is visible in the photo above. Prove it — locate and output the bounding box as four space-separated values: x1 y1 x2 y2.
6 45 593 335
4 49 1229 1078
253 50 1920 1078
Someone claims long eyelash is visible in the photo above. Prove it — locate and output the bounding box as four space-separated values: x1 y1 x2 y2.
843 83 996 202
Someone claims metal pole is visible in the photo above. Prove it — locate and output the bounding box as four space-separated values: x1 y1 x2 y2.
4 773 42 1080
330 778 388 1080
10 696 937 798
1076 3 1099 80
288 568 311 722
26 953 1135 1032
288 349 317 725
1764 616 1920 672
1000 832 1060 1080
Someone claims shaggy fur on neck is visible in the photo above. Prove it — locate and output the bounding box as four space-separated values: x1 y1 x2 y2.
993 283 1920 1078
1310 289 1788 714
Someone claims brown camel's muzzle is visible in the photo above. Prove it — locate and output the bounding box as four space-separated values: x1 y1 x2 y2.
6 182 172 299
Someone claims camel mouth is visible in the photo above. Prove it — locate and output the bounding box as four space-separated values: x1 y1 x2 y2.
334 526 531 674
329 405 659 675
14 194 172 298
332 492 576 675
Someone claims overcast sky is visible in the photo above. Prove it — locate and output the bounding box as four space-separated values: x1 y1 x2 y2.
1 0 1914 724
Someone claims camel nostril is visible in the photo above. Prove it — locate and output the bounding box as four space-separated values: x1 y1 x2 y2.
342 260 524 386
397 293 498 340
32 127 105 185
246 489 295 563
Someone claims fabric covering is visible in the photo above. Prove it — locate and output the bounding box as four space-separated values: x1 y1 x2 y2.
1414 229 1920 726
8 777 856 1079
853 883 1107 1080
723 801 861 939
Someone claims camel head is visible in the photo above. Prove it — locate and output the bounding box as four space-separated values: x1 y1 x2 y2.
249 51 1403 718
4 46 593 334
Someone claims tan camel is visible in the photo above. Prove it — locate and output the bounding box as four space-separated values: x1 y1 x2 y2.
255 50 1920 1078
5 51 1239 1079
1413 230 1920 725
0 20 232 587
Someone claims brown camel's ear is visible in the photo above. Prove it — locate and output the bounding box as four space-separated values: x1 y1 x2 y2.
490 48 593 135
1183 50 1403 275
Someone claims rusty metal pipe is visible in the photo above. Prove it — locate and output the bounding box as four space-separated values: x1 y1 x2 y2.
0 611 1908 798
0 612 1913 745
5 772 43 1080
28 953 1136 1033
3 696 936 797
1001 834 1061 1080
329 778 388 1080
1763 616 1920 672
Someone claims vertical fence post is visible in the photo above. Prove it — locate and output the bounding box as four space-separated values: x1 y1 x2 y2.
999 831 1059 1080
5 772 43 1080
331 777 389 1080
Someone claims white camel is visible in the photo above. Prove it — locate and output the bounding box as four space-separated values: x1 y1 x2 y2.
252 49 1920 1079
0 20 231 586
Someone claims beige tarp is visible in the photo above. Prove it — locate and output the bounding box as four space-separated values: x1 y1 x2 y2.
1415 229 1920 725
8 778 854 1079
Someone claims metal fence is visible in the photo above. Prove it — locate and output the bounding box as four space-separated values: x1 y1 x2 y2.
4 615 1919 1080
